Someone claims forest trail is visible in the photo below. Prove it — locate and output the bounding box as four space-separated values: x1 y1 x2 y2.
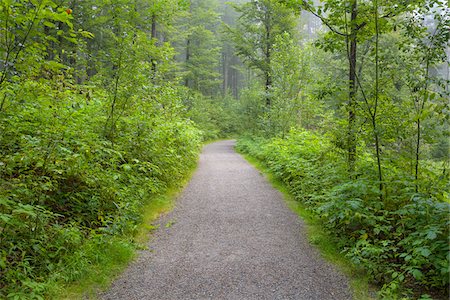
102 140 351 300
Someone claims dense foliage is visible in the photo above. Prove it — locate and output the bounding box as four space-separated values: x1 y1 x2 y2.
1 0 448 298
237 133 449 298
231 0 449 298
0 0 238 298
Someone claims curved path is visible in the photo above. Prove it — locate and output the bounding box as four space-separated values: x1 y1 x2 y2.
102 140 351 300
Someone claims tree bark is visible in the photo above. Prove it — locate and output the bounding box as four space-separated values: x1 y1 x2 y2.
373 0 384 198
185 37 191 87
264 9 272 107
265 73 272 107
223 51 228 95
151 14 157 75
185 1 192 88
347 0 358 176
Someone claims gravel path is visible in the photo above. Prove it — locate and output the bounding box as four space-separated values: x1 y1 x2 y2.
102 140 351 300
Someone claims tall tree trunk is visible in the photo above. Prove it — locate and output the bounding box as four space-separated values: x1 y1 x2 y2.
232 55 239 98
373 0 383 198
347 0 358 176
151 14 157 39
264 9 271 107
233 70 238 98
415 60 429 193
185 37 191 87
415 118 421 192
265 73 272 107
151 14 157 75
185 1 192 88
223 51 228 95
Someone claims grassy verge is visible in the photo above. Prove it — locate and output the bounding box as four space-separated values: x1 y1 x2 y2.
49 238 135 299
49 163 199 300
239 152 377 300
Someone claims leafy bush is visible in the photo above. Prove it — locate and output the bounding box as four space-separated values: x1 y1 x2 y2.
0 78 202 297
237 130 449 298
187 91 241 140
0 1 207 298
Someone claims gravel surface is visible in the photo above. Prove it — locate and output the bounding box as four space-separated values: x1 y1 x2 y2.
102 140 351 300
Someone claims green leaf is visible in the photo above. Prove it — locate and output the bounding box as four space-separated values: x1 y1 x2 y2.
122 164 132 171
411 269 423 280
43 21 55 28
13 205 37 218
426 230 437 240
0 214 12 224
419 247 431 257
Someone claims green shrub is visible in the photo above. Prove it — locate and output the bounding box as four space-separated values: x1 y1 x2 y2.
0 79 202 297
237 130 450 298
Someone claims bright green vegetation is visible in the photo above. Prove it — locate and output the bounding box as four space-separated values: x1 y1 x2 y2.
1 0 449 299
52 181 192 300
240 152 375 300
0 0 233 298
228 0 449 298
237 133 448 299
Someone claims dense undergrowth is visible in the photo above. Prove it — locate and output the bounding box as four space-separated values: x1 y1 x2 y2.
0 78 204 298
237 131 449 299
0 1 240 298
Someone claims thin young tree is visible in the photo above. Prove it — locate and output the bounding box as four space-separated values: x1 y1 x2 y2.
227 0 296 108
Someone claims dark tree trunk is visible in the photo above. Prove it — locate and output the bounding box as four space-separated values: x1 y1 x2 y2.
185 37 191 87
264 10 272 108
347 0 358 176
184 1 192 88
265 74 272 107
151 14 157 75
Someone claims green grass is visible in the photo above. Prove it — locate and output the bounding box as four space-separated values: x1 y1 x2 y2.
239 152 377 300
49 238 135 299
48 162 199 300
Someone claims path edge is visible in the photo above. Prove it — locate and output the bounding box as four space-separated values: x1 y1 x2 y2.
235 146 377 300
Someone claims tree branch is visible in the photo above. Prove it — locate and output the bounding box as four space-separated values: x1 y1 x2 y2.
299 0 348 37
